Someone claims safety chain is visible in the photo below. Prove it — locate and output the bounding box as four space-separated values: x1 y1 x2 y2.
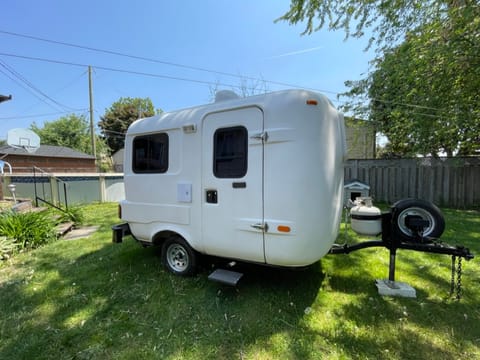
450 256 456 297
450 256 463 300
456 257 463 300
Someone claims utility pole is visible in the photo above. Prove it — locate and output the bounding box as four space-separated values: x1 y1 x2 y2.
88 66 97 167
0 94 11 201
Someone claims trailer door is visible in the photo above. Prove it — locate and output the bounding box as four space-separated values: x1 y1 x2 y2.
202 107 265 263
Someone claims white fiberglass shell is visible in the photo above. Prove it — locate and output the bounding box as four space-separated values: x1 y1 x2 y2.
261 91 346 265
121 89 346 267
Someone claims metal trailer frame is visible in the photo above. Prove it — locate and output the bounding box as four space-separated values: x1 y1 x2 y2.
329 210 474 298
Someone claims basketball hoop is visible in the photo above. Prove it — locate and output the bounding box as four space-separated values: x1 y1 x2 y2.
22 145 39 154
7 128 40 154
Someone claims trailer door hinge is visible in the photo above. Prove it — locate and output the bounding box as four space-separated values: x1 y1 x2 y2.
251 131 268 142
251 222 269 232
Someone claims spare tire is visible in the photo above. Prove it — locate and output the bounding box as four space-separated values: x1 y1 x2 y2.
391 199 445 242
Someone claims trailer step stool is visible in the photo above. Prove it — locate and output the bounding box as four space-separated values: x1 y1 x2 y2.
208 269 243 286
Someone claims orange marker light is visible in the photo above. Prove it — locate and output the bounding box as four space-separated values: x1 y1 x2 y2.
277 225 291 233
306 99 318 106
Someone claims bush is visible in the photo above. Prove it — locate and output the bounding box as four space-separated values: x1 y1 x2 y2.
56 206 85 227
0 236 17 259
0 210 57 249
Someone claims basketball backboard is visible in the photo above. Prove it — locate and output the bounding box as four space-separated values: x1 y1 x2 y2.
7 128 40 154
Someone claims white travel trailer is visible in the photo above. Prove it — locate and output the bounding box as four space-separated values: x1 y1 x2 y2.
114 89 347 279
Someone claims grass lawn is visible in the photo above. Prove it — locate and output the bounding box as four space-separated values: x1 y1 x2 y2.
0 203 478 359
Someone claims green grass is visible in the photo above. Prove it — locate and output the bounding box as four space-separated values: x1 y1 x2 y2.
0 203 478 359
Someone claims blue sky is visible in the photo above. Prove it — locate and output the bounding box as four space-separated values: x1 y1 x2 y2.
0 0 373 142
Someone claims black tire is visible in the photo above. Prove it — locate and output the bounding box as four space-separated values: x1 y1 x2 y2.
391 199 445 242
161 236 197 276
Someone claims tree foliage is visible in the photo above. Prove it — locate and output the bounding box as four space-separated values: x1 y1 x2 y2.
343 4 480 156
30 114 107 156
279 0 480 156
98 97 157 153
277 0 454 50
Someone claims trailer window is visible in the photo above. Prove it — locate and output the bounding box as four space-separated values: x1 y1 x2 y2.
213 126 247 178
133 133 169 173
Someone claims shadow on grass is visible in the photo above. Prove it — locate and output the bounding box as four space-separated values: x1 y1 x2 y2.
0 237 325 359
319 241 479 359
315 286 480 359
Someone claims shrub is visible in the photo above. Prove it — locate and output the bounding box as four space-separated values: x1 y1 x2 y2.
0 236 17 259
57 206 85 227
0 210 57 249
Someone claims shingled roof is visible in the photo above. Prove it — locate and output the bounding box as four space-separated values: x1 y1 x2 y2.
0 145 95 159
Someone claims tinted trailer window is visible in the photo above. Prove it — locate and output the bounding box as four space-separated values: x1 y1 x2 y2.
133 133 169 173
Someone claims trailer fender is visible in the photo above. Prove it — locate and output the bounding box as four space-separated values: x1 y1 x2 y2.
150 226 197 251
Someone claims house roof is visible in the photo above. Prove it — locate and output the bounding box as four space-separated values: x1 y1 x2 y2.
0 145 95 159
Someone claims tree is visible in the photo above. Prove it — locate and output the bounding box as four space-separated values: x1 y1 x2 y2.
98 97 158 154
279 0 480 156
277 0 463 50
209 76 269 102
30 114 105 155
343 5 480 156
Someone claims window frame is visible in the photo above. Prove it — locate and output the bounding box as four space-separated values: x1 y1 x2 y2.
132 132 169 174
213 126 248 179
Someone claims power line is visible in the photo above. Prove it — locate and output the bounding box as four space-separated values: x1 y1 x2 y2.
0 29 339 95
0 110 88 120
1 51 331 98
102 129 127 138
0 51 453 119
55 69 88 93
0 51 366 105
0 30 245 77
0 51 241 89
4 28 463 113
3 28 470 117
0 62 65 113
0 58 83 112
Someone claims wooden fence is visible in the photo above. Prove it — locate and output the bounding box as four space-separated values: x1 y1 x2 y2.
345 157 480 208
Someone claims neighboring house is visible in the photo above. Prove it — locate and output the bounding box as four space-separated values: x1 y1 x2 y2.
112 148 124 172
0 145 96 173
345 117 376 159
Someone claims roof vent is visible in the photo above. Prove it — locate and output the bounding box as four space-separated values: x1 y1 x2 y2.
215 90 240 102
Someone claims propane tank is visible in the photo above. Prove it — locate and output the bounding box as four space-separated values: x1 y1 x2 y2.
350 197 382 236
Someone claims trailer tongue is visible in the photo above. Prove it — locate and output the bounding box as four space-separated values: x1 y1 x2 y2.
330 198 474 299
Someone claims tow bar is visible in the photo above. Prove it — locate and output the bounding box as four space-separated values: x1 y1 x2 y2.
329 205 474 299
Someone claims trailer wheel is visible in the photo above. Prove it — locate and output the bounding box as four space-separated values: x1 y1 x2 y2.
391 199 445 242
162 236 197 276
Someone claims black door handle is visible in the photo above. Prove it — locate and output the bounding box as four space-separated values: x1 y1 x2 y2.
232 182 246 188
206 190 218 204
